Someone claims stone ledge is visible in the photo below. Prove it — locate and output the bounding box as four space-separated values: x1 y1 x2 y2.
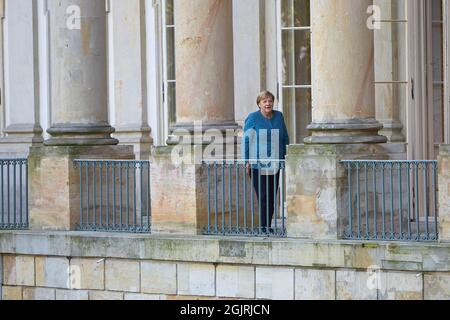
1 231 450 272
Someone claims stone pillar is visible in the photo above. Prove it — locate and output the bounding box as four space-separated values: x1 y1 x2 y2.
438 145 450 242
110 0 152 159
168 0 239 141
374 0 406 143
29 0 134 231
44 0 117 146
287 0 388 240
0 0 43 157
153 0 238 235
304 0 386 144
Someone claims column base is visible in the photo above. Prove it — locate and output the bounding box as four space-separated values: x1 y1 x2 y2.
28 145 134 231
45 124 119 146
113 125 153 160
167 121 241 146
304 119 388 144
379 120 405 143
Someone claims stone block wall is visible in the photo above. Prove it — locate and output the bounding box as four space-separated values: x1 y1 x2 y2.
1 231 450 300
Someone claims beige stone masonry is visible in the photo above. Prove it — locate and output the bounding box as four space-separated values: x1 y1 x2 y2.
3 255 35 286
216 265 255 299
177 263 215 297
124 293 166 300
29 146 134 231
2 286 23 300
424 273 450 300
89 290 124 300
379 271 423 300
336 270 377 300
439 145 450 242
141 261 177 295
56 289 89 300
70 258 104 290
256 267 294 300
105 259 140 293
295 269 335 300
35 257 70 289
23 288 56 300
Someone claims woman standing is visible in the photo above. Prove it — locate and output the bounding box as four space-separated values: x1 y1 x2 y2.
242 91 290 233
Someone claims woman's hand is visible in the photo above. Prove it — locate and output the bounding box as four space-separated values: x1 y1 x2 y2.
246 163 250 177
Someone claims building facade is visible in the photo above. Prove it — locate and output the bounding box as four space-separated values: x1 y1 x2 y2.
0 0 450 300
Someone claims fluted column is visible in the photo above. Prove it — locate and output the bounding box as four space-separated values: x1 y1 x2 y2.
305 0 387 144
168 0 238 142
45 0 117 146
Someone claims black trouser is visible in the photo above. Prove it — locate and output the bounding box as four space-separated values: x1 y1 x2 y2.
251 169 280 231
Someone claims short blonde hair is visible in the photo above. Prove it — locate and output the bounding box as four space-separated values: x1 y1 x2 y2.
256 90 275 106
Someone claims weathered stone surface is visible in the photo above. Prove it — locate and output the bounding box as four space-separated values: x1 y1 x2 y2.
70 258 104 290
424 273 450 300
256 267 294 300
177 263 215 297
3 255 35 286
23 288 56 300
105 259 140 293
439 145 450 242
28 146 134 231
216 265 255 299
56 289 89 300
2 286 23 300
336 270 377 300
89 291 124 300
286 145 389 240
295 269 335 300
35 257 70 289
124 293 166 300
151 147 207 235
141 261 176 295
379 271 423 300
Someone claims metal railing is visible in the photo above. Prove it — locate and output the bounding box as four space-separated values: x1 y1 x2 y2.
341 160 439 242
74 160 151 233
0 159 28 230
203 160 286 237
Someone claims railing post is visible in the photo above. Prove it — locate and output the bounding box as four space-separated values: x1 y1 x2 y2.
438 145 450 242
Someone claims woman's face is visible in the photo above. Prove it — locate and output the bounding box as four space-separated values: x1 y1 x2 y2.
259 97 274 115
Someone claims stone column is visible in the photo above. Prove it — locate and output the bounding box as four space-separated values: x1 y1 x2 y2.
304 0 386 144
44 0 117 146
438 145 450 242
168 0 239 141
287 0 388 240
374 0 406 143
29 0 134 231
110 0 152 160
0 0 43 157
153 0 238 235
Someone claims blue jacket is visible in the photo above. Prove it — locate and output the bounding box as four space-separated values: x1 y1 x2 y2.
242 110 290 167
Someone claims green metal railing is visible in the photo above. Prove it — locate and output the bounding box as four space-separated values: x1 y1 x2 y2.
0 159 28 230
342 160 438 242
74 160 151 233
203 160 286 238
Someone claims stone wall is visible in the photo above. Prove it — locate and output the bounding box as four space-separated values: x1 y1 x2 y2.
1 231 450 300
